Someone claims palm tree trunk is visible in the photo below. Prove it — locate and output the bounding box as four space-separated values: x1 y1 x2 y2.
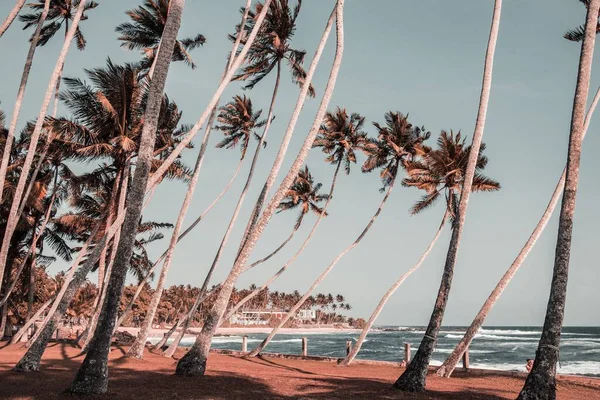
114 157 245 332
0 0 50 212
151 317 183 350
0 0 27 38
125 3 254 354
0 167 59 308
82 168 129 350
248 178 392 357
437 86 600 379
174 1 344 376
0 0 85 290
10 296 53 344
393 0 502 392
162 287 217 357
223 160 342 323
342 211 448 366
242 214 302 273
68 2 184 393
517 2 599 399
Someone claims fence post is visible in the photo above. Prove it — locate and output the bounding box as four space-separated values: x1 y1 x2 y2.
462 347 470 370
404 343 411 365
346 340 352 355
242 335 248 353
302 337 308 357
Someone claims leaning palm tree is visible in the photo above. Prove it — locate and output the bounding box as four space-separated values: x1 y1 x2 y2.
127 94 266 359
0 0 27 37
221 108 367 323
518 1 599 398
437 87 600 377
68 0 185 395
0 0 50 211
342 131 500 366
116 0 205 76
394 0 503 392
174 0 344 376
246 111 430 357
0 0 87 306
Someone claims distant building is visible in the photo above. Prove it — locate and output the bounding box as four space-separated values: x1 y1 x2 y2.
229 309 316 325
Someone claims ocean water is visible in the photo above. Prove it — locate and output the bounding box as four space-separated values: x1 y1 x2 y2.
151 326 600 377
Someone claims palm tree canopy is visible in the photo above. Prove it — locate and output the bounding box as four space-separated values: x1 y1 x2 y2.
230 0 315 96
313 107 368 174
277 165 329 227
116 0 206 71
402 130 500 217
214 95 267 159
20 0 98 50
564 0 600 41
362 111 431 188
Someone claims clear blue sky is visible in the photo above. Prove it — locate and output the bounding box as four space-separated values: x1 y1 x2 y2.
0 0 598 327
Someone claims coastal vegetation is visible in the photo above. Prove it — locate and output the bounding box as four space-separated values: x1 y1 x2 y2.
0 0 597 398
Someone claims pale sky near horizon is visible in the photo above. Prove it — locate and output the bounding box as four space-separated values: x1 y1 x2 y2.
0 0 598 327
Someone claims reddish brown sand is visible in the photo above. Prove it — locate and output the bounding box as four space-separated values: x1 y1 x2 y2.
1 342 599 399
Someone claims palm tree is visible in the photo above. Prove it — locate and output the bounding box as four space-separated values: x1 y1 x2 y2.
0 0 27 37
343 131 500 366
116 0 205 76
68 0 185 394
20 0 98 116
0 0 51 212
221 108 367 323
247 111 430 357
174 1 343 376
394 0 503 392
221 165 330 323
127 94 266 359
0 0 87 293
518 1 599 398
437 85 600 377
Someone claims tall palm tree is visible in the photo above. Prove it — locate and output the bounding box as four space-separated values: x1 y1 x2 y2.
0 0 86 312
0 0 27 37
437 85 600 377
0 0 51 212
174 0 344 376
221 108 367 323
20 0 98 116
68 0 185 394
247 111 430 357
394 0 503 392
343 131 500 366
116 0 205 76
518 1 599 398
127 94 266 359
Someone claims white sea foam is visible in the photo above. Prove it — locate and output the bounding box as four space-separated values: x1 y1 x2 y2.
435 348 491 354
479 328 541 336
445 333 535 341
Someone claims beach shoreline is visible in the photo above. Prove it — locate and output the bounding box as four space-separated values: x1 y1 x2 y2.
118 325 362 338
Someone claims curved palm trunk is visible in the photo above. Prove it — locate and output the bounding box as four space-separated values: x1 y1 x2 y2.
438 86 600 379
0 168 59 307
126 0 253 356
82 168 129 350
151 317 184 350
10 296 54 344
342 212 448 366
0 0 50 215
394 0 502 392
0 0 27 38
68 2 184 394
174 1 344 377
0 0 85 290
517 2 599 399
162 286 218 357
243 212 303 272
115 157 244 332
248 179 392 357
223 160 342 323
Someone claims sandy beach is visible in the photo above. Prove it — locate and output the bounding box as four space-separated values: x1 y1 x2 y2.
118 326 361 339
1 341 599 399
